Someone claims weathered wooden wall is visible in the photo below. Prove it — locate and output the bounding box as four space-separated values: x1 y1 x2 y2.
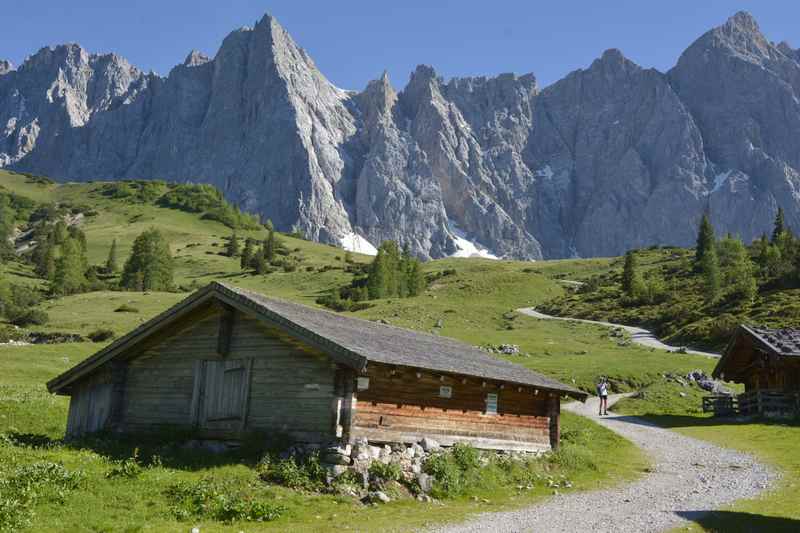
67 302 338 441
350 363 554 451
65 367 113 438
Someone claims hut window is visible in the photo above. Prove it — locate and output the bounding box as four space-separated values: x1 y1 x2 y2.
439 385 452 398
485 393 498 415
357 377 370 391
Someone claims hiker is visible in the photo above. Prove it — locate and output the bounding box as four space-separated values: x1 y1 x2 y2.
596 377 609 416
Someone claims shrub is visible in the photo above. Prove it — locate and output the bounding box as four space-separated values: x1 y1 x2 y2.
88 329 115 342
368 461 402 482
258 453 326 491
114 304 140 313
451 442 481 470
106 449 143 479
166 478 285 523
423 453 464 498
8 309 49 327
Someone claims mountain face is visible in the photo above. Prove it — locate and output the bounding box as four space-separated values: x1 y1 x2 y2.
2 11 800 259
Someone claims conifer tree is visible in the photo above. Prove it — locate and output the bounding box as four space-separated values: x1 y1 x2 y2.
621 250 641 297
254 252 268 275
406 259 425 296
701 245 721 305
106 239 119 273
42 244 57 281
120 228 174 291
52 238 87 296
694 213 715 269
241 238 254 270
719 237 757 302
772 207 786 244
0 195 14 260
265 227 276 263
226 231 240 257
367 248 389 299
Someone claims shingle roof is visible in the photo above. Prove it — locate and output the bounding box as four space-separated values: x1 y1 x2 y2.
47 282 586 399
742 325 800 356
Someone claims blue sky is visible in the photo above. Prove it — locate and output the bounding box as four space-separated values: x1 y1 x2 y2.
4 1 799 90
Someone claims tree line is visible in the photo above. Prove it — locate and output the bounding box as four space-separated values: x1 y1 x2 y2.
622 208 799 306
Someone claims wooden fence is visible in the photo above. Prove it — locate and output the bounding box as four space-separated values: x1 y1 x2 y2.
703 390 800 418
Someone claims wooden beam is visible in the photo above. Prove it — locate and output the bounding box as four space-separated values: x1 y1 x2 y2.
217 304 235 357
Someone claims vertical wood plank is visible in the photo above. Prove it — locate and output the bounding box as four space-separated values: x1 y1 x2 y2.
240 358 253 431
189 360 205 426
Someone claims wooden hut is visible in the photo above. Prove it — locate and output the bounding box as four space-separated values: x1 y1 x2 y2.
708 325 800 416
47 282 586 452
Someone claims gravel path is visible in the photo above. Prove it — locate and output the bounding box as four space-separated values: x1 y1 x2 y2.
517 307 720 358
430 395 775 533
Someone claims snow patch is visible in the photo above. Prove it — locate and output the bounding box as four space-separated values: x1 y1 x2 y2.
448 221 500 260
710 170 732 194
340 232 377 256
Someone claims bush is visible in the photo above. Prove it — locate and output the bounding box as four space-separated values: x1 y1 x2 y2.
114 304 140 313
368 461 402 482
8 308 49 327
106 449 143 479
258 453 326 491
167 478 286 523
451 442 481 470
88 328 115 342
423 453 464 498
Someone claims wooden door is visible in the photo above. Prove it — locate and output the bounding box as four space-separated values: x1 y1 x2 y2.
190 359 252 435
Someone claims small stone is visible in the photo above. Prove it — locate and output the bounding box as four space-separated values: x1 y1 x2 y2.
367 490 391 504
420 437 441 452
417 472 434 493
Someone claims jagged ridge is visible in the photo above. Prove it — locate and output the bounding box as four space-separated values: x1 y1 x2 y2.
2 11 800 259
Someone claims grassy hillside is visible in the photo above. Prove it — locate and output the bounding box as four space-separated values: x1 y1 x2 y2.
540 246 800 351
1 170 760 531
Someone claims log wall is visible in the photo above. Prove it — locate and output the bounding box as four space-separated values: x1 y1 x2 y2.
350 363 554 451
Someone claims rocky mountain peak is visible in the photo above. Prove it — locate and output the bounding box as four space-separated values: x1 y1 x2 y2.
356 71 398 128
183 50 209 67
722 10 761 35
0 60 12 75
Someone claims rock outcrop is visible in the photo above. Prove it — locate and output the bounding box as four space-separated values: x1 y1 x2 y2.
2 11 800 259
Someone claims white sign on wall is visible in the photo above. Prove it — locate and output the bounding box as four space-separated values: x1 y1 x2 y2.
439 385 453 398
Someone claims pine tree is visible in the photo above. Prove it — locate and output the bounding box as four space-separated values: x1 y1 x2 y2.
52 220 68 244
367 248 389 299
772 207 786 244
265 227 276 263
621 251 642 298
694 213 716 269
52 238 87 296
254 252 268 275
106 239 119 273
406 259 425 296
0 195 14 260
226 231 240 257
42 244 57 281
701 245 721 305
241 238 254 270
722 237 757 303
120 228 174 291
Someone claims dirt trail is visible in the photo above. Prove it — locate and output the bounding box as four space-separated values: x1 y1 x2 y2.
517 307 719 358
430 394 774 533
